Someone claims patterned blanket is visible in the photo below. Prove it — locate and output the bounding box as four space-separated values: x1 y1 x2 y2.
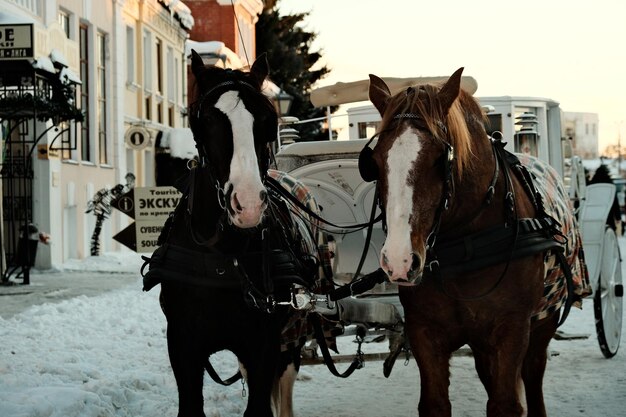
517 154 591 320
267 169 341 351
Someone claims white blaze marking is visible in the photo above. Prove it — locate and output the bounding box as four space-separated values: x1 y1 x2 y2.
382 127 421 276
214 91 265 210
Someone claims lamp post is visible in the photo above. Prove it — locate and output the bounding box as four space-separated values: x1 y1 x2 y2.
514 112 539 157
273 88 299 148
274 88 293 118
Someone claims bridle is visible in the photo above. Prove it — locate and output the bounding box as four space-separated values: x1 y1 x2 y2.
185 79 274 248
380 112 510 290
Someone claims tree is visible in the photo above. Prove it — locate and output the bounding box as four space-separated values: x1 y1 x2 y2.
256 0 338 141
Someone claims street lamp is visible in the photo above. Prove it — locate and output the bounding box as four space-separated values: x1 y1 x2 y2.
514 112 539 157
274 88 293 117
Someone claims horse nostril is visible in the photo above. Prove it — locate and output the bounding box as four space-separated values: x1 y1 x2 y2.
411 253 420 271
260 190 268 204
233 192 243 212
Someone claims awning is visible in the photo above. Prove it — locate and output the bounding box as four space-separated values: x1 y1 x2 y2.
310 75 478 107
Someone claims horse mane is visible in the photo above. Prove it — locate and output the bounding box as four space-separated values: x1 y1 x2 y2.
379 84 487 179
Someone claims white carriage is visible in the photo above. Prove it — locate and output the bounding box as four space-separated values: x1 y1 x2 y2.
276 76 623 359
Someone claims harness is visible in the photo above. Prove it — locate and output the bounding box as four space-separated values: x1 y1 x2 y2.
422 136 575 325
141 176 320 314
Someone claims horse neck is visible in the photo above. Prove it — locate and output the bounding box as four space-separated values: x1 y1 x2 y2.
441 136 509 236
168 167 225 250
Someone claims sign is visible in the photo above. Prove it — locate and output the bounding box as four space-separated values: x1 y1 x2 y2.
134 186 181 252
113 224 137 252
112 187 180 252
37 144 60 160
0 24 34 60
111 189 135 219
125 126 151 150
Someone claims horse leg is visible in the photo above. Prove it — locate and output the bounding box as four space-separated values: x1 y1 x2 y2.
166 321 207 417
523 312 558 417
472 349 493 396
272 362 298 417
484 320 530 417
241 348 279 417
404 326 453 417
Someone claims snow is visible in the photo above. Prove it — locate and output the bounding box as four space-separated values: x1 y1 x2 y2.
0 248 624 417
160 128 198 160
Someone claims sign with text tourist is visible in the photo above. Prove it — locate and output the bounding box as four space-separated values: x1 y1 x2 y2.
134 186 181 252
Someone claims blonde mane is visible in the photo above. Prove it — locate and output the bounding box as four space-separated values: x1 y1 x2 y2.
378 85 485 180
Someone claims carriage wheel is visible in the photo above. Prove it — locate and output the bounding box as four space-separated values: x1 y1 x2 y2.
594 227 624 358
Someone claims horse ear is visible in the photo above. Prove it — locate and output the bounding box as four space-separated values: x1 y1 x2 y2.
190 49 205 78
368 74 391 116
250 53 270 86
438 67 464 112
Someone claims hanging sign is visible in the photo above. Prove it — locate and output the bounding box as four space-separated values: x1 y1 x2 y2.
112 187 181 252
125 126 151 150
0 24 34 60
134 186 181 252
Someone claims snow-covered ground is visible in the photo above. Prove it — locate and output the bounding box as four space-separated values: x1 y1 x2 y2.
0 249 624 417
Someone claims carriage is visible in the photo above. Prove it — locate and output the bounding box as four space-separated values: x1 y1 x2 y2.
275 76 623 360
142 58 623 417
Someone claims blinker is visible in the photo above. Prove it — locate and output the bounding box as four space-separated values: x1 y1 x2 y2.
359 145 378 182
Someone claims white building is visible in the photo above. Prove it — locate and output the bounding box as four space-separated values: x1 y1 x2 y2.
0 0 192 277
563 111 599 159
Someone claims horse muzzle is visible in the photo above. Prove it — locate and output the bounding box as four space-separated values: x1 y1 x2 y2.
229 189 269 229
381 251 422 285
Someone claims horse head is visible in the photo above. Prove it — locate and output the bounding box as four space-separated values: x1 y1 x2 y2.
188 50 278 229
363 68 486 284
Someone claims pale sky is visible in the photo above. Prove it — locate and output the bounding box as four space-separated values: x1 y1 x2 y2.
278 0 626 151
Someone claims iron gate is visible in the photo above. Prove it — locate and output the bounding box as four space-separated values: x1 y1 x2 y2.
0 60 80 284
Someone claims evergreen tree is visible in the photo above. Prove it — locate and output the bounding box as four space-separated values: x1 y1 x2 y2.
256 0 337 141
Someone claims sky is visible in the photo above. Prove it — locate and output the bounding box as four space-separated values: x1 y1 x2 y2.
277 0 626 151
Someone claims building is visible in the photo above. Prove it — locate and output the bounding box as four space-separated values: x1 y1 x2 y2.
563 111 599 159
0 0 192 279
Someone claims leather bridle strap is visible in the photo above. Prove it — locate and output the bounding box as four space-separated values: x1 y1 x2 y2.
265 176 382 231
205 358 242 386
310 313 364 378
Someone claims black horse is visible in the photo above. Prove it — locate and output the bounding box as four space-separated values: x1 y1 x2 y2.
142 50 321 417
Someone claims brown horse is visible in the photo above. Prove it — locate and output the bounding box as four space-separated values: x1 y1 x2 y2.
360 69 586 417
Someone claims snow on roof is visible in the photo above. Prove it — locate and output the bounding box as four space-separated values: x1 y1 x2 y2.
0 11 36 24
59 67 82 85
49 48 69 68
31 56 56 74
160 0 194 30
186 40 243 69
162 128 198 159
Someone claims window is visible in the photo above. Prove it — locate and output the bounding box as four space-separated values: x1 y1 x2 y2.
168 105 175 127
58 10 70 38
79 24 91 162
156 38 163 94
167 46 174 101
97 32 108 164
174 56 180 104
126 25 135 85
143 30 152 91
60 121 73 160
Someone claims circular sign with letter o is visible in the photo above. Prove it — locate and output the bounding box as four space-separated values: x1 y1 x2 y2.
125 127 151 150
